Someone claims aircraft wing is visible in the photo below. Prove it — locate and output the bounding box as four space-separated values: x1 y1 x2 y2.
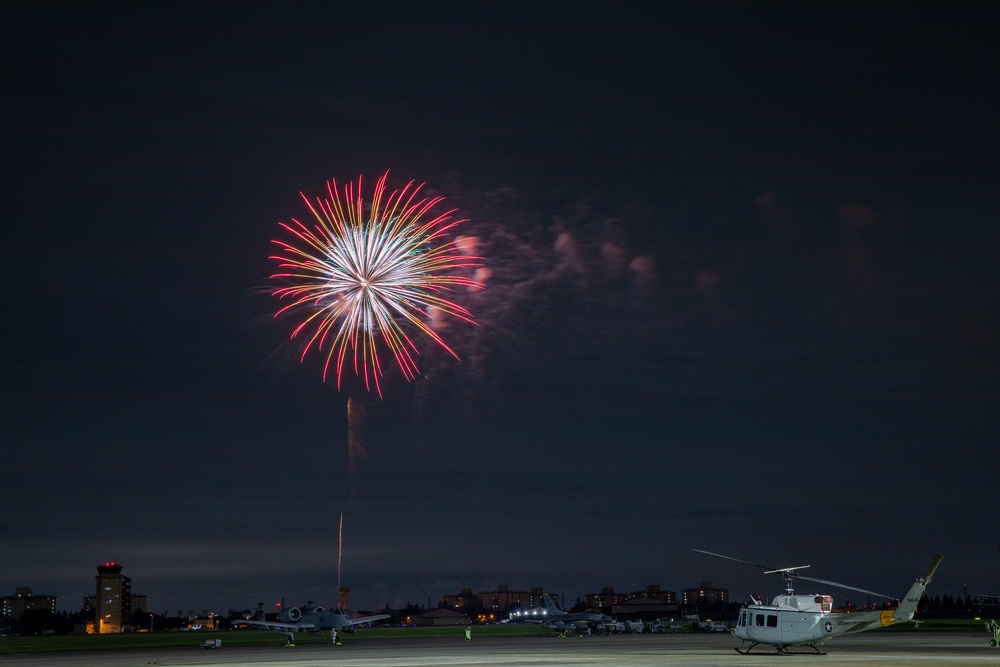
343 613 390 626
236 618 317 631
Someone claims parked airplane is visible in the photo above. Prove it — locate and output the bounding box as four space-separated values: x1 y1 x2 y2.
696 549 942 654
236 601 390 646
509 594 615 636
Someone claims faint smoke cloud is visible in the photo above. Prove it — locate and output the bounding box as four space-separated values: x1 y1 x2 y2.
694 269 721 294
837 202 878 234
836 201 885 306
455 235 479 255
455 235 489 290
629 255 656 287
553 231 586 277
755 190 799 234
427 304 445 330
600 239 629 276
473 266 492 286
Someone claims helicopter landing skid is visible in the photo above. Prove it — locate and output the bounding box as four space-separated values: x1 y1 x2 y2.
735 642 826 656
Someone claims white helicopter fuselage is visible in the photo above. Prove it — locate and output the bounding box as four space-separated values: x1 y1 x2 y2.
696 549 942 654
733 594 897 647
733 567 934 652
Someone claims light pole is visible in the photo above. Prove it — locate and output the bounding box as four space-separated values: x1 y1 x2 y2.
149 613 154 633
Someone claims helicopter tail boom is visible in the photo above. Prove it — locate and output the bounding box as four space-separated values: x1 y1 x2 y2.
891 554 943 624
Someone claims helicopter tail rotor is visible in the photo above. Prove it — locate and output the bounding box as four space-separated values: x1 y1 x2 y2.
891 553 943 624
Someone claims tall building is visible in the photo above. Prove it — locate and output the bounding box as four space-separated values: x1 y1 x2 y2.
585 586 630 608
681 580 729 605
94 562 138 633
477 585 546 614
585 584 676 609
441 585 549 614
0 587 57 621
441 587 474 610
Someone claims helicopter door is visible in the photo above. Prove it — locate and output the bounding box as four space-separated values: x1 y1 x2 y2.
745 611 780 643
746 612 765 641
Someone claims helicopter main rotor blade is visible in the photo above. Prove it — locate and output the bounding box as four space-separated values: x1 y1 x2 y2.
792 575 889 599
696 549 890 598
692 549 774 571
764 566 810 575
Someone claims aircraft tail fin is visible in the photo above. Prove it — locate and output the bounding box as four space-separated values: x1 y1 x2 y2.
892 554 942 623
542 594 562 613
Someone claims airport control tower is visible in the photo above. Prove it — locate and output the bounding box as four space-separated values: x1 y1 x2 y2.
95 562 131 633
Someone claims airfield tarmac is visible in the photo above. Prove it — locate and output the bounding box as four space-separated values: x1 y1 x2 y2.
1 632 997 667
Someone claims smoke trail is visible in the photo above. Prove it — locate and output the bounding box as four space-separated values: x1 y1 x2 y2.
337 510 343 590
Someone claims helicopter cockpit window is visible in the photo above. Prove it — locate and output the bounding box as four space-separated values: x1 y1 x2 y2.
766 615 778 628
755 614 765 626
739 611 747 627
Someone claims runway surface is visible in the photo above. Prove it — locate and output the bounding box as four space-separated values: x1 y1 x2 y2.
1 632 997 666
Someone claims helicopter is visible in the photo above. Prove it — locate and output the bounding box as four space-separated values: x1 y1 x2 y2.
694 549 942 655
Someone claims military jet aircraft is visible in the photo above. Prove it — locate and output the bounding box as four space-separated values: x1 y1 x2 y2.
236 600 389 646
509 594 615 636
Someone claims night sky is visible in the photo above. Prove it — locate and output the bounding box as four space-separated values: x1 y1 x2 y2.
3 3 999 616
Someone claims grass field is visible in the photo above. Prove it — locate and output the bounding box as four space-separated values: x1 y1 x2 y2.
882 618 993 632
0 624 551 654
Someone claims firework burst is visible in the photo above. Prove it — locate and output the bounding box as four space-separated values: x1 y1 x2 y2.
270 171 483 397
